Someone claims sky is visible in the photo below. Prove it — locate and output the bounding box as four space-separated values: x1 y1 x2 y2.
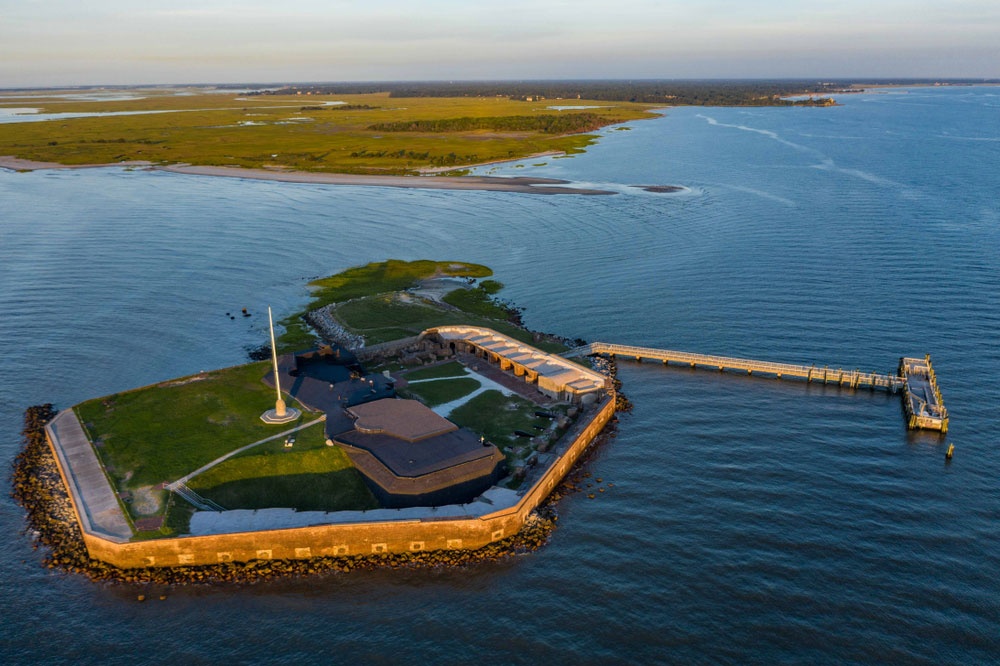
2 0 999 87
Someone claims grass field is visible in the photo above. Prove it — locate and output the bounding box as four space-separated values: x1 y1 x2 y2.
400 377 482 407
76 362 309 487
448 390 565 447
0 90 656 174
278 259 569 353
277 259 491 351
188 421 377 511
329 293 564 349
74 361 313 531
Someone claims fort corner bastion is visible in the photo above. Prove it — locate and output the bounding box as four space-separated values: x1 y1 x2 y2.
44 325 616 570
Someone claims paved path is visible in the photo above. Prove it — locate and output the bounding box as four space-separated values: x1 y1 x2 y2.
166 415 326 489
46 410 133 541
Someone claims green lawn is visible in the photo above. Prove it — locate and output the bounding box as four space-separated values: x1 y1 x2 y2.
448 390 565 446
401 377 481 407
330 292 553 347
192 470 377 512
75 362 308 490
277 259 490 351
441 285 512 320
188 423 376 511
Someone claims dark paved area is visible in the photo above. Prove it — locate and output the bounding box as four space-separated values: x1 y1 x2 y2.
263 352 394 413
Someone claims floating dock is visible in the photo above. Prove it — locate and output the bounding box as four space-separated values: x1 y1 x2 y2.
899 355 949 432
567 343 947 432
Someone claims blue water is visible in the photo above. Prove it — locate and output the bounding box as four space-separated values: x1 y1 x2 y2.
2 87 999 665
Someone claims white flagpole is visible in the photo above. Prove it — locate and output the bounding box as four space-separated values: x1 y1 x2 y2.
268 306 286 416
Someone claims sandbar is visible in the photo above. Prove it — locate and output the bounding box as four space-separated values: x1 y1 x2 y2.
0 156 615 195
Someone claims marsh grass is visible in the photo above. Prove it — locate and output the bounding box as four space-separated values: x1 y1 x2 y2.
0 92 654 174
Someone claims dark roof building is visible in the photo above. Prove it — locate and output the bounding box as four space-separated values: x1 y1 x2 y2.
263 346 395 414
330 398 506 508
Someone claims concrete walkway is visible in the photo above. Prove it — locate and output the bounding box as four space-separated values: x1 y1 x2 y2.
166 415 326 489
46 410 133 541
431 376 514 418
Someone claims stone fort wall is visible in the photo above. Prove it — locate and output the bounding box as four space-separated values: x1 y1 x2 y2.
53 396 616 569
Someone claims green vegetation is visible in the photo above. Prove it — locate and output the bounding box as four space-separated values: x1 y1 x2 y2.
277 259 490 351
188 422 376 511
257 80 847 106
73 361 322 536
0 90 653 174
305 259 490 303
368 113 612 134
193 470 376 512
449 390 565 447
327 293 539 347
275 259 569 353
401 377 481 407
73 362 378 533
441 283 512 319
75 362 306 489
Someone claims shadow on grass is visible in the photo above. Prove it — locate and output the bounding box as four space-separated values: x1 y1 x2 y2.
195 469 378 512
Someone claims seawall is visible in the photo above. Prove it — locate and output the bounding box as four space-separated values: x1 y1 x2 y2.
48 395 616 569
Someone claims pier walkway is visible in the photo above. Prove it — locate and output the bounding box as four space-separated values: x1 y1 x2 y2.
568 342 906 391
565 342 948 432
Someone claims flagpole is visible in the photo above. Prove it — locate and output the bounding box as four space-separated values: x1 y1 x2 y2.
268 306 285 414
261 306 297 423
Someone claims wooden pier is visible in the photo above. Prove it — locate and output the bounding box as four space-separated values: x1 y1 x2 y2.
566 342 948 431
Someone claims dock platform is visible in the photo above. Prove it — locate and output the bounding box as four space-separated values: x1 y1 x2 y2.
899 355 949 432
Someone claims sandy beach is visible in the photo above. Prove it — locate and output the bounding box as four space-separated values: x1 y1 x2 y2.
0 156 614 195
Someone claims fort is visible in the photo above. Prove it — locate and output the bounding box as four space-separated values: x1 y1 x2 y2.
44 322 616 570
29 260 949 577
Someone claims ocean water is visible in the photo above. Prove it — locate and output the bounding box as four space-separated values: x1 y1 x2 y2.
1 87 999 665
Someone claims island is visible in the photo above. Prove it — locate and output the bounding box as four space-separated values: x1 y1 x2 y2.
0 81 840 195
14 260 621 583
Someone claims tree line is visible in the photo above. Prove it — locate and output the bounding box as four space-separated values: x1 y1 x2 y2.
247 80 854 106
367 113 610 134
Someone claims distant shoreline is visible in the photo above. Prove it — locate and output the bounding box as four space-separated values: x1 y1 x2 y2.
0 156 614 195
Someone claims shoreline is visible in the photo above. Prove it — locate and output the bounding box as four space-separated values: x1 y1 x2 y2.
0 155 615 195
